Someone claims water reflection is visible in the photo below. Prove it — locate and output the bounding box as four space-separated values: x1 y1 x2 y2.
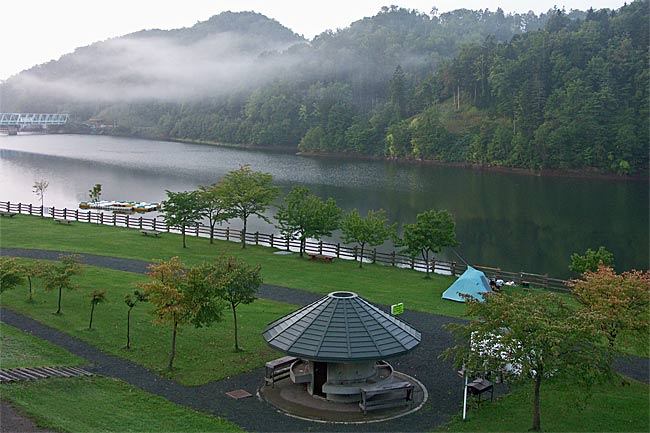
1 134 647 277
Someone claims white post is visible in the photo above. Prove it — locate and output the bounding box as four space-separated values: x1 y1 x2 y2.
462 373 468 420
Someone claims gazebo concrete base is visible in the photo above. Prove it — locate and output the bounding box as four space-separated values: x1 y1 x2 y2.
259 371 427 423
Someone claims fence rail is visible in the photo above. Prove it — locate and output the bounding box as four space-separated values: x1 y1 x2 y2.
0 201 570 291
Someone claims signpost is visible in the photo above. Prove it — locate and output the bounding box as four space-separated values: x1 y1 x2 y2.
390 302 404 315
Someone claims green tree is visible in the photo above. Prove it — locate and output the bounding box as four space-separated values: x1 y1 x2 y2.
88 184 102 202
124 289 148 349
0 257 24 293
219 165 280 248
569 246 614 274
162 190 205 249
443 291 609 432
398 209 460 278
211 255 262 351
197 183 233 244
42 254 84 315
570 266 650 350
275 186 342 257
341 209 397 268
21 260 43 302
88 290 107 330
138 257 225 370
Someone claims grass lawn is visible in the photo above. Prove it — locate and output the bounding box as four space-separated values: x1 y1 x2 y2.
0 322 86 369
1 261 295 385
435 376 650 432
2 377 242 433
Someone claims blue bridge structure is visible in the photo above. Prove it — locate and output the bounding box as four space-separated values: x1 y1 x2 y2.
0 113 69 135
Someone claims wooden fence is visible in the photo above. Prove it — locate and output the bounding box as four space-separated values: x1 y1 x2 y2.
0 200 570 291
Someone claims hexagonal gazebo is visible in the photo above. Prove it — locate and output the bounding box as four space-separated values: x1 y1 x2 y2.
262 291 421 403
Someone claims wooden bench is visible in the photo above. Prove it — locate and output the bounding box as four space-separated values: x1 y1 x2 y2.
0 211 17 217
140 229 162 237
54 218 73 224
308 254 334 263
359 381 414 414
264 355 297 387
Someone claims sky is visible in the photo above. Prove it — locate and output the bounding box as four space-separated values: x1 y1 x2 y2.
0 0 628 80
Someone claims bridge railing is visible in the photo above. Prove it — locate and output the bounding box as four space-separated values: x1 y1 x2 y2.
0 113 68 126
0 200 571 292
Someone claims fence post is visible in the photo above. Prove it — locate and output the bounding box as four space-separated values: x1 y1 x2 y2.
319 241 323 255
336 243 340 258
41 205 44 217
372 249 376 264
100 213 104 225
87 211 91 222
353 245 358 261
270 233 274 248
226 227 230 241
410 257 415 270
126 215 130 228
255 232 259 245
196 224 200 237
51 206 55 218
451 261 456 276
286 237 290 251
431 258 436 274
113 213 117 226
18 202 22 213
139 217 143 229
6 201 10 212
28 204 32 215
62 208 67 220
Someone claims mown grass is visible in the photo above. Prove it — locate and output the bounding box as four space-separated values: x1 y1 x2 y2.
0 260 295 385
0 322 86 369
2 377 242 433
435 375 650 432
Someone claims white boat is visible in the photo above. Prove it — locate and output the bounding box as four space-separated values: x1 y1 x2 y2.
79 200 160 213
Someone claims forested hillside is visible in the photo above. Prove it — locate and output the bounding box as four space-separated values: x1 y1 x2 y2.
2 2 647 175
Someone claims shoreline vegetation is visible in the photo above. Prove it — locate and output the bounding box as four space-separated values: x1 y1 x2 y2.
51 130 649 182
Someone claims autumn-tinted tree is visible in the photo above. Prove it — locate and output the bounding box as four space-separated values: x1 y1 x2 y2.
21 261 44 302
0 257 24 293
570 266 650 350
569 246 614 274
211 255 262 351
124 289 148 349
162 190 205 248
275 186 342 257
219 165 279 248
443 291 609 432
341 209 397 268
197 183 233 244
88 290 107 330
139 257 225 370
398 209 459 278
41 254 83 315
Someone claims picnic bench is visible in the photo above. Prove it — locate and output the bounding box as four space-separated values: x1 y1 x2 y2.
54 218 73 224
359 381 414 414
264 355 297 387
0 211 17 217
467 377 494 402
308 254 334 263
140 229 162 237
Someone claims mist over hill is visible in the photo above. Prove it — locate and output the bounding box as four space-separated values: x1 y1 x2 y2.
1 3 647 175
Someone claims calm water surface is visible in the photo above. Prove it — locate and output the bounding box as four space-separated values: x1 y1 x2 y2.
1 134 647 278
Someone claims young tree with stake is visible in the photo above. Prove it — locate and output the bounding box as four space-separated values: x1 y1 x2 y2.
32 179 49 216
88 290 107 330
124 289 148 349
41 254 83 315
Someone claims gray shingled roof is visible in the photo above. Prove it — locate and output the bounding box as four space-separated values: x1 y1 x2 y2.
262 291 421 362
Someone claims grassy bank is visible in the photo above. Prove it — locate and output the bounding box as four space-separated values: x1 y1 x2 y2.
436 376 650 432
1 261 294 385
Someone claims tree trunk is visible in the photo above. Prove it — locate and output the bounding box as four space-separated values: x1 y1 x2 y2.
89 302 96 329
56 286 63 314
532 372 543 431
168 315 178 370
232 304 240 351
210 222 215 244
126 307 133 349
182 227 187 248
241 218 247 248
423 251 431 279
299 237 305 257
27 276 33 302
359 244 365 268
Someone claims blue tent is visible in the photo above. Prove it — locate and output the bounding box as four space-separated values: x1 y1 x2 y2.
442 266 492 302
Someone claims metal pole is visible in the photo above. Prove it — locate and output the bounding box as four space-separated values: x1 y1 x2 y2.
463 373 468 420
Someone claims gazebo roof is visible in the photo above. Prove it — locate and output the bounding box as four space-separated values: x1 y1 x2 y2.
262 291 421 362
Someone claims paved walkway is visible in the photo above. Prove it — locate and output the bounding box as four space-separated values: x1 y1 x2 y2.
1 248 648 432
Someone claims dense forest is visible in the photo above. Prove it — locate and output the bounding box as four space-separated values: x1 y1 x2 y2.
2 2 647 175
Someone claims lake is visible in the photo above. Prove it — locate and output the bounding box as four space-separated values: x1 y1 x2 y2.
1 134 647 278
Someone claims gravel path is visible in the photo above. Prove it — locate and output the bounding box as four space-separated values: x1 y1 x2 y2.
1 248 648 432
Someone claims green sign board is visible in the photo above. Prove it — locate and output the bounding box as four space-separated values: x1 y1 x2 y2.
391 302 404 315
